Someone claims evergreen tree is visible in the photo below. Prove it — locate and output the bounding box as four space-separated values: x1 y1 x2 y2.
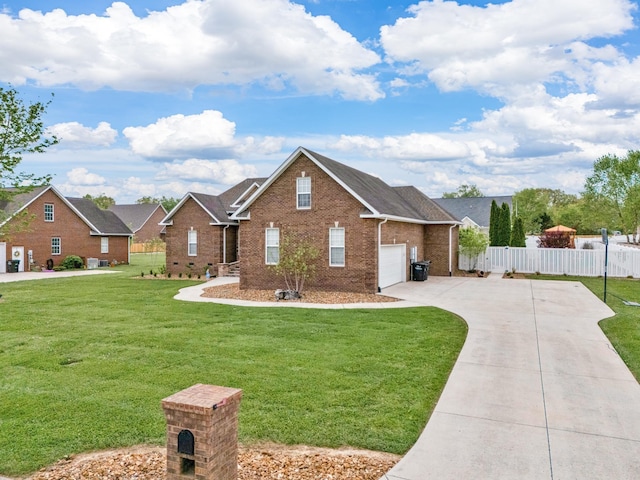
489 200 500 246
496 202 511 246
510 216 526 247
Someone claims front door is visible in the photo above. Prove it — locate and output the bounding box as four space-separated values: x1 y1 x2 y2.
11 246 25 272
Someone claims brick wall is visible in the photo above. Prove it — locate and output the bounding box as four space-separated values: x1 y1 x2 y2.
3 189 129 269
238 153 379 293
134 207 167 243
380 220 425 281
424 224 459 276
165 198 236 277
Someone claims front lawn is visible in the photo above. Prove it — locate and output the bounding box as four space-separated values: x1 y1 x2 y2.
0 259 467 476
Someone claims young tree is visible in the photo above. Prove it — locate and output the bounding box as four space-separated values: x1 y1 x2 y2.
459 227 489 271
583 150 640 244
442 184 484 198
510 216 526 247
271 232 320 295
1 86 57 232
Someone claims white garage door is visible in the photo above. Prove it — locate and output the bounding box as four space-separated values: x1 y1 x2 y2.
379 245 406 289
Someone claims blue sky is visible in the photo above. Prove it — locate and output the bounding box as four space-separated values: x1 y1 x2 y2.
1 0 640 203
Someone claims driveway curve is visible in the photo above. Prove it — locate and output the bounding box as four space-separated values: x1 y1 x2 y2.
381 275 640 480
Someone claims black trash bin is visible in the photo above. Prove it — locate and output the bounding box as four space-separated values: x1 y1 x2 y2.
6 260 13 273
412 261 430 281
10 259 20 272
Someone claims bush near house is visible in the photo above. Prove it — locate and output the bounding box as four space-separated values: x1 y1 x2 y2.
60 255 84 269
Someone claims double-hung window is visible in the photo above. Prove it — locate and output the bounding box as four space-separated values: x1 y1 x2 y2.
101 237 109 254
265 228 279 264
51 237 61 255
44 203 54 222
329 228 345 267
296 177 311 209
188 230 197 256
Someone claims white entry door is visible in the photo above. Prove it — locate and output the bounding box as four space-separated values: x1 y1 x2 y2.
11 246 25 272
379 244 406 289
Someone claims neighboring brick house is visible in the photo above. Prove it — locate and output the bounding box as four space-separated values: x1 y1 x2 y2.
108 203 167 242
160 178 266 277
231 147 461 294
0 186 132 273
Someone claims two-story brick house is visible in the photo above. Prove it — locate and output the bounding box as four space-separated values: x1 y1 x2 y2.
0 185 132 273
231 147 460 294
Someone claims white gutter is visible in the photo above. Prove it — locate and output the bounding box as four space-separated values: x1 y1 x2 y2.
223 225 230 264
449 224 456 276
377 218 388 292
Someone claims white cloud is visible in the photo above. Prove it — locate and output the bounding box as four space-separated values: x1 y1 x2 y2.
155 158 258 185
66 167 106 186
123 110 237 159
380 0 635 95
47 121 117 147
0 0 382 100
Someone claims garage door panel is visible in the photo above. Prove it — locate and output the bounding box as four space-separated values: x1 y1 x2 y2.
379 245 406 289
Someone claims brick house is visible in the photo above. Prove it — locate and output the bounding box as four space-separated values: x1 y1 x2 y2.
160 178 266 277
108 203 167 243
231 147 461 294
0 186 132 273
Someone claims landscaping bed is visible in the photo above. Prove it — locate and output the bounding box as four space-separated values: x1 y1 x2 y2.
201 283 399 303
27 444 399 480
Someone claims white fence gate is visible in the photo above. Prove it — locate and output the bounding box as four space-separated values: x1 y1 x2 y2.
460 246 640 278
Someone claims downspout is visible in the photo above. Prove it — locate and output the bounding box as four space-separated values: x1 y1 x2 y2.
448 224 456 276
223 225 230 264
378 218 388 292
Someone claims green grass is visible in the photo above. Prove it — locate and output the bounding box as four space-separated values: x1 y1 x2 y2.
528 274 640 379
0 254 467 476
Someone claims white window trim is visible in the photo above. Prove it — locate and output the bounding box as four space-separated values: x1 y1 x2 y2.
329 227 345 267
296 177 311 210
188 230 197 256
51 237 61 256
265 228 279 265
101 237 109 254
44 203 54 222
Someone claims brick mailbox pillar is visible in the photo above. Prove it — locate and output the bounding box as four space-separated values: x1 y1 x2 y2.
162 384 243 480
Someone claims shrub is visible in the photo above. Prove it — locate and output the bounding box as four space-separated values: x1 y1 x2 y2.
60 255 84 269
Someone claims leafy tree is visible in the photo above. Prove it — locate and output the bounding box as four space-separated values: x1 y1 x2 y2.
512 188 578 234
137 195 180 212
1 86 57 230
489 200 500 245
510 216 526 247
84 193 115 210
442 184 484 198
459 227 489 271
583 150 640 244
271 232 320 294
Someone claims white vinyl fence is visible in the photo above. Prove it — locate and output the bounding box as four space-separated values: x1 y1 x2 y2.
460 246 640 278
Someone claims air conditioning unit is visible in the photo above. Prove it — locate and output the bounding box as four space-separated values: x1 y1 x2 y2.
87 258 99 269
99 260 110 267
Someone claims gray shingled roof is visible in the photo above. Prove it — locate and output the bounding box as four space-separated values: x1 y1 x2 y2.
108 204 165 233
305 149 459 223
0 186 50 222
218 177 267 211
189 192 233 224
67 197 133 235
433 196 513 228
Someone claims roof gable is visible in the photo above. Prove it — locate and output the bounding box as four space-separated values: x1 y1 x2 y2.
232 147 460 225
108 203 165 232
0 186 51 227
161 192 234 225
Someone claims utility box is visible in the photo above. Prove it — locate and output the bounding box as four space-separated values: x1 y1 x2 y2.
87 258 99 269
162 384 243 480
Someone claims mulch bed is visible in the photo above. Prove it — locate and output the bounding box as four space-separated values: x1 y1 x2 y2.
201 283 399 304
26 444 400 480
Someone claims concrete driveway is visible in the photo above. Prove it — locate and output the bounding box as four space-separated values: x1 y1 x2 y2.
381 274 640 479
